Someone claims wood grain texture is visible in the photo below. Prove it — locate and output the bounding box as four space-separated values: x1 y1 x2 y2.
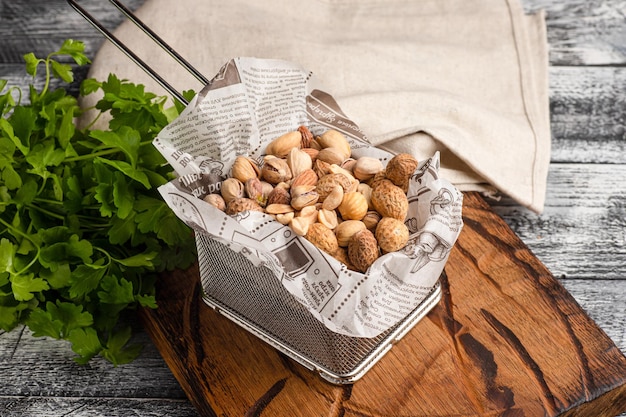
492 163 626 280
138 192 626 417
523 0 626 66
0 397 197 417
0 326 186 398
549 67 626 164
0 0 145 63
1 0 625 415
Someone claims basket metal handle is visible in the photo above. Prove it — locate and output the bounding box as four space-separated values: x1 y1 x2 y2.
67 0 209 104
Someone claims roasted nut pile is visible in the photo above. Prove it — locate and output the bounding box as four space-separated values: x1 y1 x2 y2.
203 126 418 273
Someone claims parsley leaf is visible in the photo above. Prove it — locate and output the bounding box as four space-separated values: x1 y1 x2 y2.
0 40 196 365
11 273 50 301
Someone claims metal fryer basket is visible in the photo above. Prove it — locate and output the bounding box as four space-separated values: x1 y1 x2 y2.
69 0 443 384
197 232 442 384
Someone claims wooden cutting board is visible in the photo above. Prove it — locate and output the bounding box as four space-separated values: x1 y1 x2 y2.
139 192 626 416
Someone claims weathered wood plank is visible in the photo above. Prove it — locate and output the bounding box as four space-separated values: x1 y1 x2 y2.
0 325 187 399
549 66 626 164
0 397 198 417
490 163 626 280
523 0 626 66
561 279 626 354
0 0 146 63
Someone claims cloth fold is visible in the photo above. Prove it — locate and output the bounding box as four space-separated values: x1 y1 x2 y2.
84 0 551 212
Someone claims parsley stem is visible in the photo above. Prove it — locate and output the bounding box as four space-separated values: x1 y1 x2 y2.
42 58 51 97
33 198 63 206
32 198 101 213
25 203 64 221
0 217 42 276
93 246 112 268
64 140 153 163
64 148 121 162
81 109 103 131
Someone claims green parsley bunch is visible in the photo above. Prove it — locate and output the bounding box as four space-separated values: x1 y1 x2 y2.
0 40 196 365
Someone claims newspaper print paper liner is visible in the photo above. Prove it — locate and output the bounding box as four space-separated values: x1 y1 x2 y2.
155 57 463 338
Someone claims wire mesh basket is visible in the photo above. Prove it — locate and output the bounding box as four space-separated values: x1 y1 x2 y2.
69 0 444 384
196 232 441 384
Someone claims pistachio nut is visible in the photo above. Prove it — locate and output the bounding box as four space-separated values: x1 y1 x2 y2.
317 147 346 166
231 156 260 183
261 157 292 184
290 185 319 210
245 177 266 207
353 156 384 181
221 177 245 204
203 193 226 211
287 147 313 178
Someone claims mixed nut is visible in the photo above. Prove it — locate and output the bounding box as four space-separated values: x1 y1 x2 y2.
203 126 418 273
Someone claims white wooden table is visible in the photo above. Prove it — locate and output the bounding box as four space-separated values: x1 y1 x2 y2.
0 0 624 416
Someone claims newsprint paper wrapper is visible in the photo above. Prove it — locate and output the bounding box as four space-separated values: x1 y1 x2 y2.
154 57 463 338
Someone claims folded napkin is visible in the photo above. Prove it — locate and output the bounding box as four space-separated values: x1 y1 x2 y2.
84 0 550 212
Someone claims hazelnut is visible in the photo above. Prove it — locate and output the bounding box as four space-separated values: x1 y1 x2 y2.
375 217 409 253
362 210 382 231
348 229 380 273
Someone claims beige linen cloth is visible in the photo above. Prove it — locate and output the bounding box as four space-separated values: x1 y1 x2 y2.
85 0 550 213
